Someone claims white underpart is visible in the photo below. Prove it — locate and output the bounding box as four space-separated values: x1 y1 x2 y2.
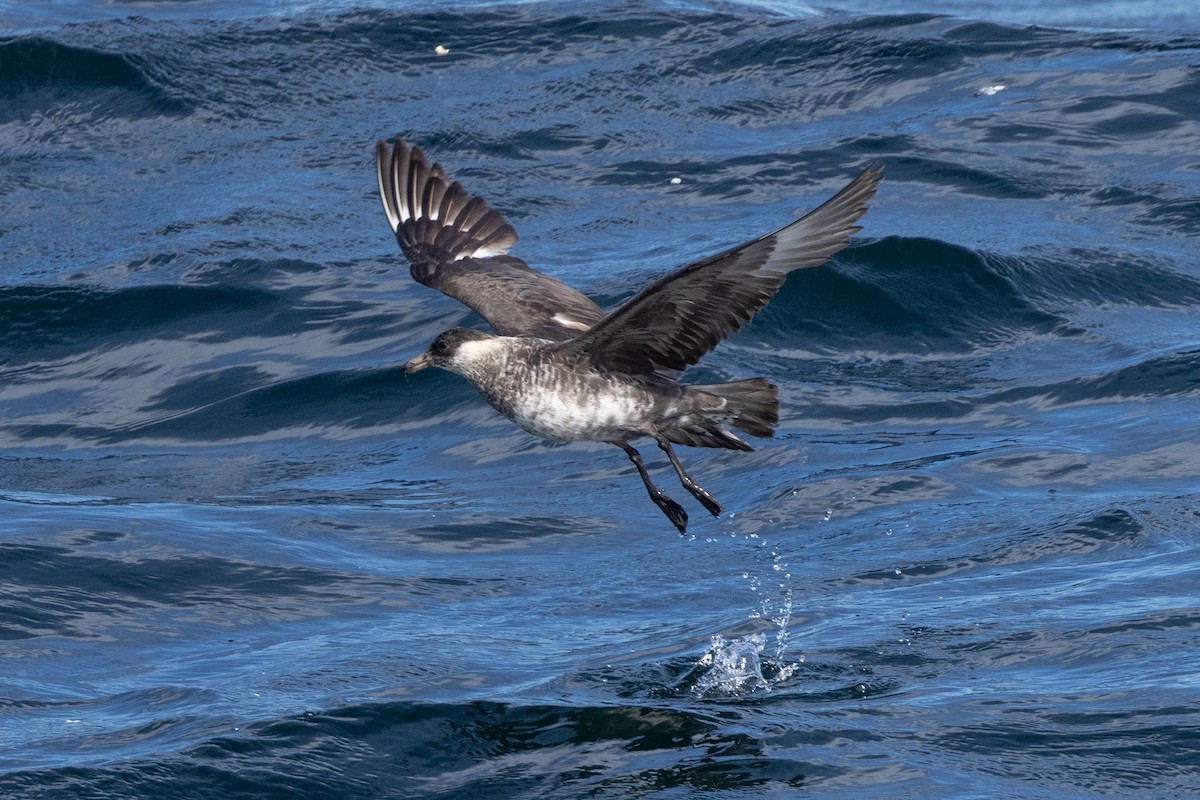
514 376 650 441
450 338 659 442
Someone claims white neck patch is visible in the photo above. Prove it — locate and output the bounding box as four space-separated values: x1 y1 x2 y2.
453 337 508 365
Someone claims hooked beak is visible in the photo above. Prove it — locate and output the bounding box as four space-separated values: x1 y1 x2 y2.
404 352 433 375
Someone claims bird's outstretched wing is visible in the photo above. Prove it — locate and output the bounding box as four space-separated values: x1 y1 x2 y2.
554 166 883 375
376 138 604 340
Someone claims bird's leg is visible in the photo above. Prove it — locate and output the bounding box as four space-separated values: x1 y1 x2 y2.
653 435 724 518
616 442 689 534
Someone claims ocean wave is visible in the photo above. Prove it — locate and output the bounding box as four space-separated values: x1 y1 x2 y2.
2 228 1193 447
0 36 191 125
0 284 276 361
748 236 1069 354
0 699 807 797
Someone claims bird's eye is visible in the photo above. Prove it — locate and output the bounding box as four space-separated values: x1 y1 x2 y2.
432 338 450 356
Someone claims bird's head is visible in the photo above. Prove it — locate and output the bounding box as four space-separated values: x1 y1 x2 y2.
405 327 499 376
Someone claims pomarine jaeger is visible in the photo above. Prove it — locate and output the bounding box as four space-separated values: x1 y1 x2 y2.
377 138 881 533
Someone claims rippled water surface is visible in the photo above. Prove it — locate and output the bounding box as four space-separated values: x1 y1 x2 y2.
2 1 1199 797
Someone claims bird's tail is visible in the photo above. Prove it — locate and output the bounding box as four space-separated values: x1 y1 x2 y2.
375 138 517 281
667 378 779 451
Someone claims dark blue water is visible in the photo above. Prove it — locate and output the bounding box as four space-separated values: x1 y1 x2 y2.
2 1 1199 797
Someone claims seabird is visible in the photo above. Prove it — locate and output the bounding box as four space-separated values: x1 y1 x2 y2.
377 138 881 533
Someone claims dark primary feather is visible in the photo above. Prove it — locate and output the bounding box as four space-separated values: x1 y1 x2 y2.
554 165 884 376
376 138 604 341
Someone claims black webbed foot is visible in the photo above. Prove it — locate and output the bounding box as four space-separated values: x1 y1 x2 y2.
650 489 689 534
654 435 723 519
686 483 723 518
617 441 690 534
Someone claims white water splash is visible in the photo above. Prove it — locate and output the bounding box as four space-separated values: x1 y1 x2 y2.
687 581 799 698
689 632 798 697
692 633 769 695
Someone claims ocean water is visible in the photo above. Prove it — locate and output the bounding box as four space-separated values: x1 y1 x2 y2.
2 1 1199 797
